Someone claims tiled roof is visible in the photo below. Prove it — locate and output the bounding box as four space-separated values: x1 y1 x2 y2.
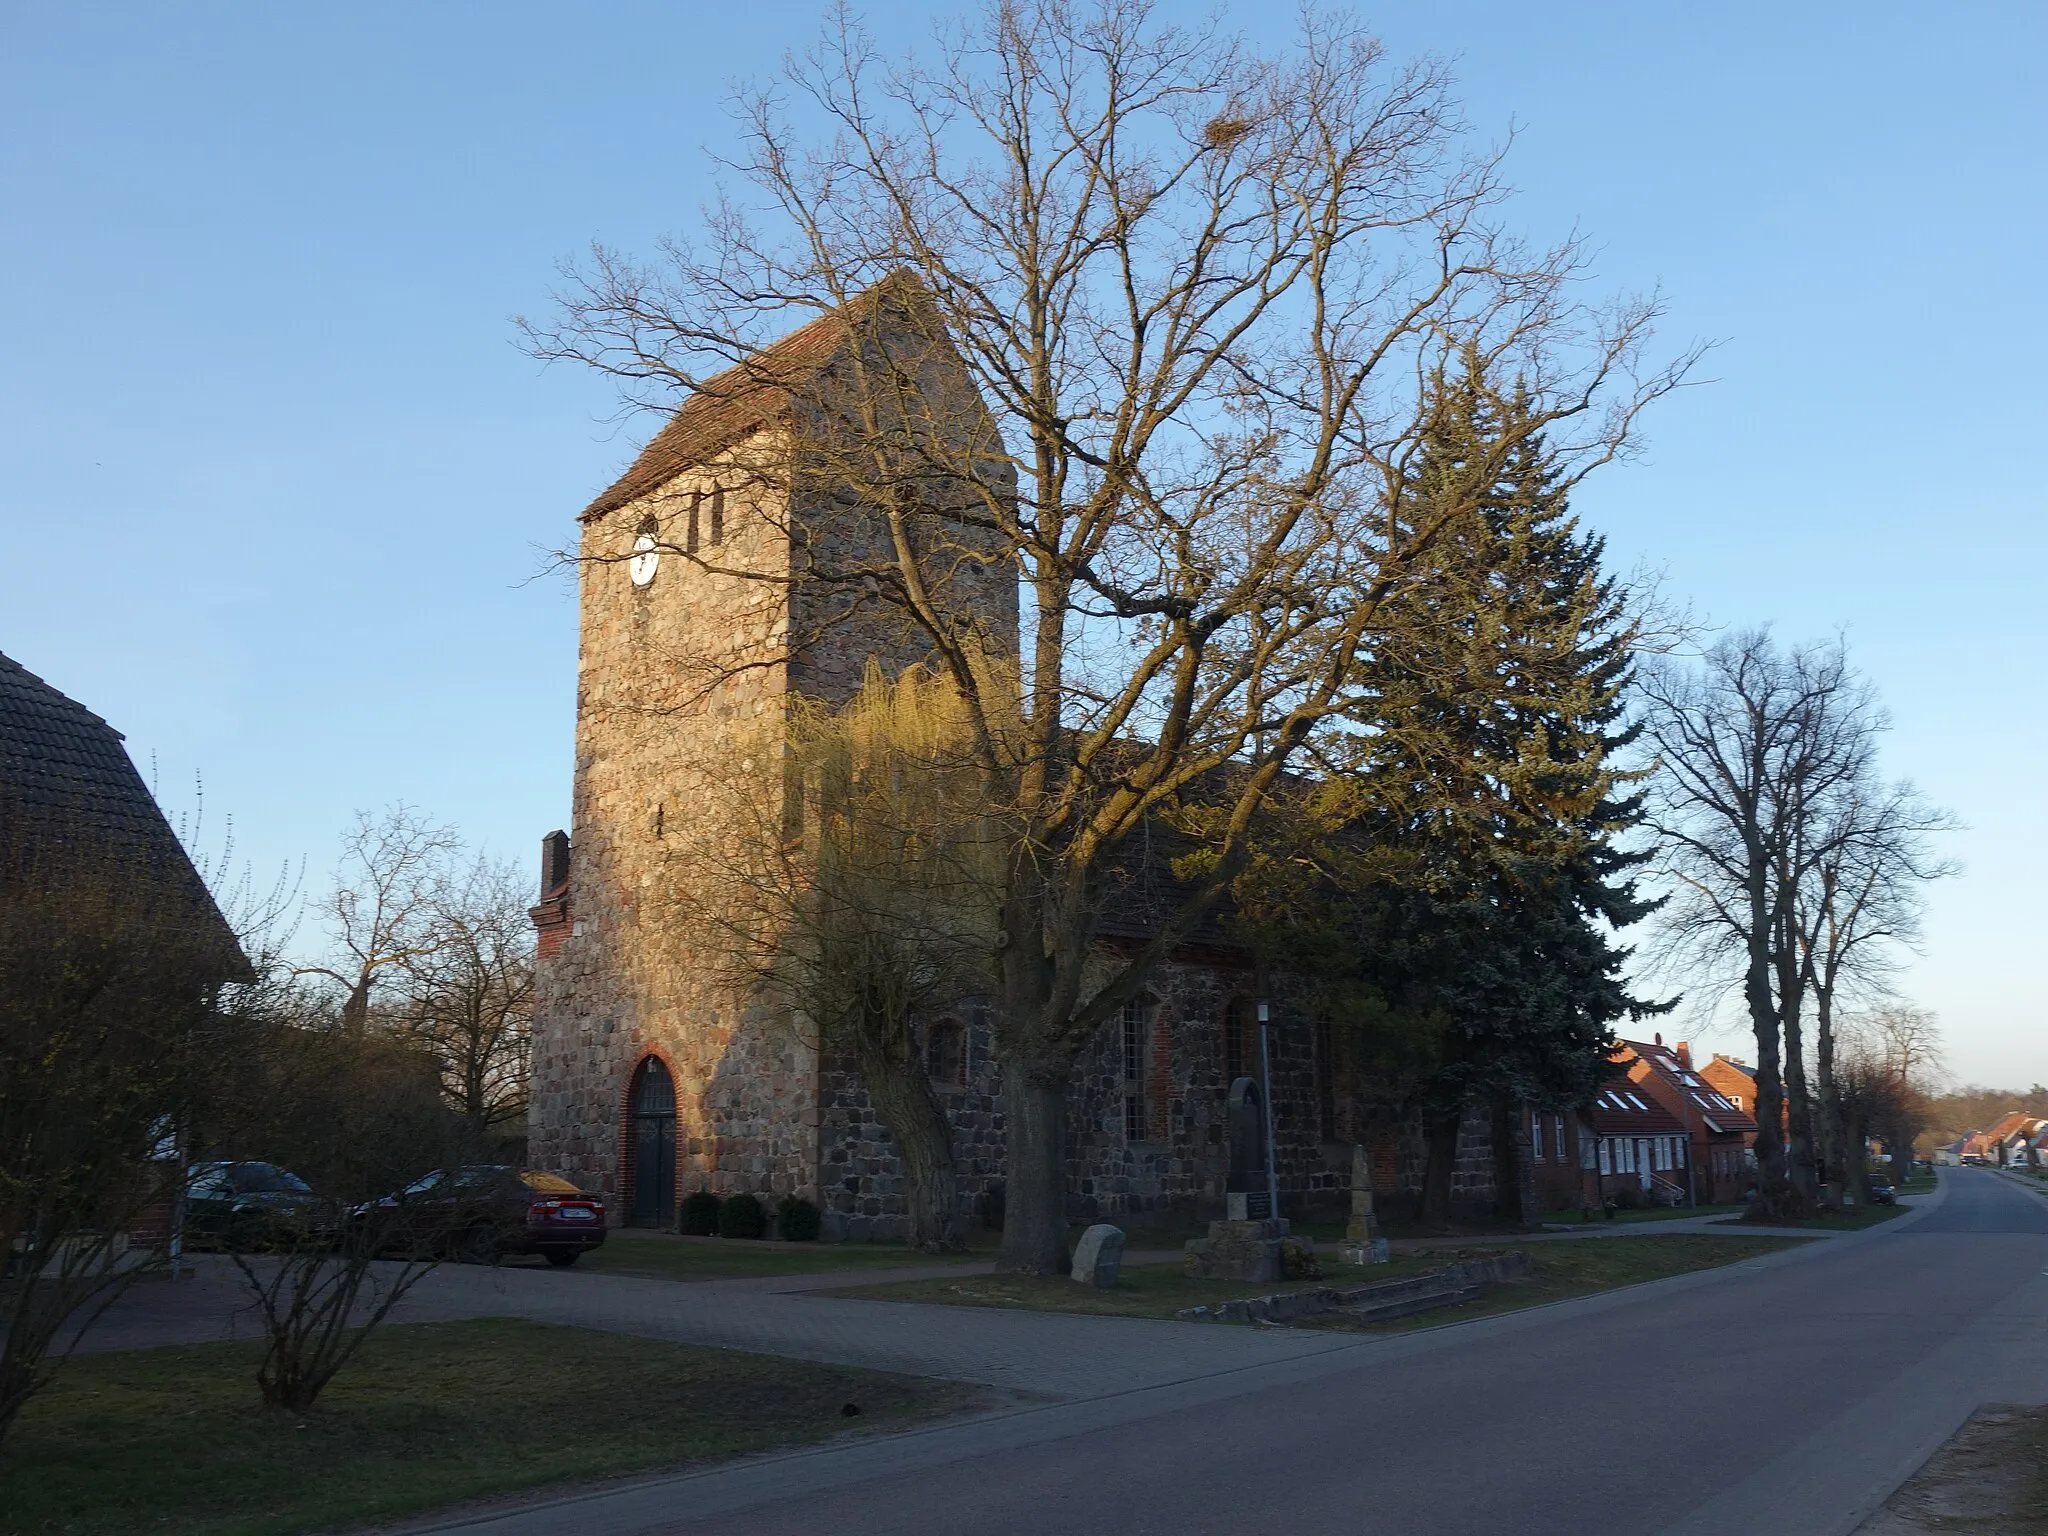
580 273 928 524
1587 1082 1687 1135
0 649 242 965
1984 1111 2037 1144
1619 1038 1759 1136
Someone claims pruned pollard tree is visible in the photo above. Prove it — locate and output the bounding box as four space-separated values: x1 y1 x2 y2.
527 1 1692 1271
669 662 1004 1251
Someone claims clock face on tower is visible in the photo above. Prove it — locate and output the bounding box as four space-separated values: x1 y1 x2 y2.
629 522 659 587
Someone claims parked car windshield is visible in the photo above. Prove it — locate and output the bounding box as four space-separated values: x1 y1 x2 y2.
230 1164 311 1195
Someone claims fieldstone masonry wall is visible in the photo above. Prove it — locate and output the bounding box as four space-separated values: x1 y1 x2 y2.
531 307 1511 1237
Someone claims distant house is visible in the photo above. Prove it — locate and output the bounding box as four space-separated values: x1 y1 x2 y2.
1933 1136 1968 1167
1993 1117 2047 1169
1698 1053 1759 1118
1979 1112 2042 1169
1616 1036 1758 1204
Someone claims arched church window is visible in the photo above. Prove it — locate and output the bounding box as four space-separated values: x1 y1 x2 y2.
926 1019 966 1088
1121 994 1160 1142
1222 997 1254 1086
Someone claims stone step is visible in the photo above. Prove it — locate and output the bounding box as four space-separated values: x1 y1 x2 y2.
1336 1279 1477 1324
1175 1248 1533 1326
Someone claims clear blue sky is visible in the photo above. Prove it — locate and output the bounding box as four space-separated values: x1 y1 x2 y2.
3 3 2041 1085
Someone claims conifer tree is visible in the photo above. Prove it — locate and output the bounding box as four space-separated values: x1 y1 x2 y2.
1237 365 1658 1225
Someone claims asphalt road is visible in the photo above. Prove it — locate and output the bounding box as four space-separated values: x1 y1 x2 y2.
420 1169 2048 1536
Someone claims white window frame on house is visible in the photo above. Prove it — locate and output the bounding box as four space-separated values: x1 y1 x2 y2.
1598 1138 1613 1175
1531 1113 1544 1162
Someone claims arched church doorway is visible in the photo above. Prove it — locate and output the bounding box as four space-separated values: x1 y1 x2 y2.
627 1057 676 1227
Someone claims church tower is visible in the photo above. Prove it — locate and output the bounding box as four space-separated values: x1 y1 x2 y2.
528 279 1017 1225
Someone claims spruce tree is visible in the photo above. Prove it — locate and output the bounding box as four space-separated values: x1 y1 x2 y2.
1237 364 1658 1226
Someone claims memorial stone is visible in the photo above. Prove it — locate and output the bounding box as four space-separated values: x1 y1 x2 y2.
1070 1223 1126 1289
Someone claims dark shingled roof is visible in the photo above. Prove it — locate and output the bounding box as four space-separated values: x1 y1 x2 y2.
0 649 243 966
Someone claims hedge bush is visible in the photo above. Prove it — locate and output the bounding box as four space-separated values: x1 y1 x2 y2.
719 1193 768 1240
678 1190 721 1236
776 1195 822 1242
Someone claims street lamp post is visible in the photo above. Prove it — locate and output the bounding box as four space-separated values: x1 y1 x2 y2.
1257 1002 1279 1222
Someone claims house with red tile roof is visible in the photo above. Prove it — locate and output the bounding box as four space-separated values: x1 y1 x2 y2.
1990 1116 2048 1169
1585 1080 1693 1207
1617 1036 1758 1204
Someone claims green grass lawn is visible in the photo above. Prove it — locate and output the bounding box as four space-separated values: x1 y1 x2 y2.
829 1232 1807 1325
1300 1233 1809 1332
829 1252 1454 1319
552 1226 985 1282
0 1319 988 1536
1538 1203 1748 1226
1711 1200 1913 1232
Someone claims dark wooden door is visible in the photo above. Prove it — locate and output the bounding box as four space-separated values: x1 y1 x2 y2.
629 1059 676 1226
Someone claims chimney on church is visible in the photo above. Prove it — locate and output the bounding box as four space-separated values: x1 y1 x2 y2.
540 829 571 898
531 830 574 960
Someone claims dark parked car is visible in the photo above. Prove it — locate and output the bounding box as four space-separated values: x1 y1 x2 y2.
363 1166 607 1266
1866 1178 1897 1205
185 1161 324 1250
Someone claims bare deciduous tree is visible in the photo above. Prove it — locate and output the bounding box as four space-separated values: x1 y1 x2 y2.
1641 633 1875 1220
526 0 1693 1270
392 854 536 1144
296 806 459 1035
214 992 456 1414
1796 780 1959 1194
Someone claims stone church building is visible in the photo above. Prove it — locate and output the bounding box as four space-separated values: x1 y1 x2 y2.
527 283 1509 1238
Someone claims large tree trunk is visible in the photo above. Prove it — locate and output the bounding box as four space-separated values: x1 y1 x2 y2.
1840 1101 1869 1208
853 1033 962 1253
1419 1107 1463 1232
1775 919 1818 1209
1812 985 1845 1204
999 1070 1071 1275
1488 1098 1530 1225
1743 876 1796 1221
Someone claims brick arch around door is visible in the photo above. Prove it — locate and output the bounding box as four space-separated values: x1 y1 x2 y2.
621 1053 678 1228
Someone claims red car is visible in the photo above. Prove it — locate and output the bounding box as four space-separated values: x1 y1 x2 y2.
371 1166 608 1266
